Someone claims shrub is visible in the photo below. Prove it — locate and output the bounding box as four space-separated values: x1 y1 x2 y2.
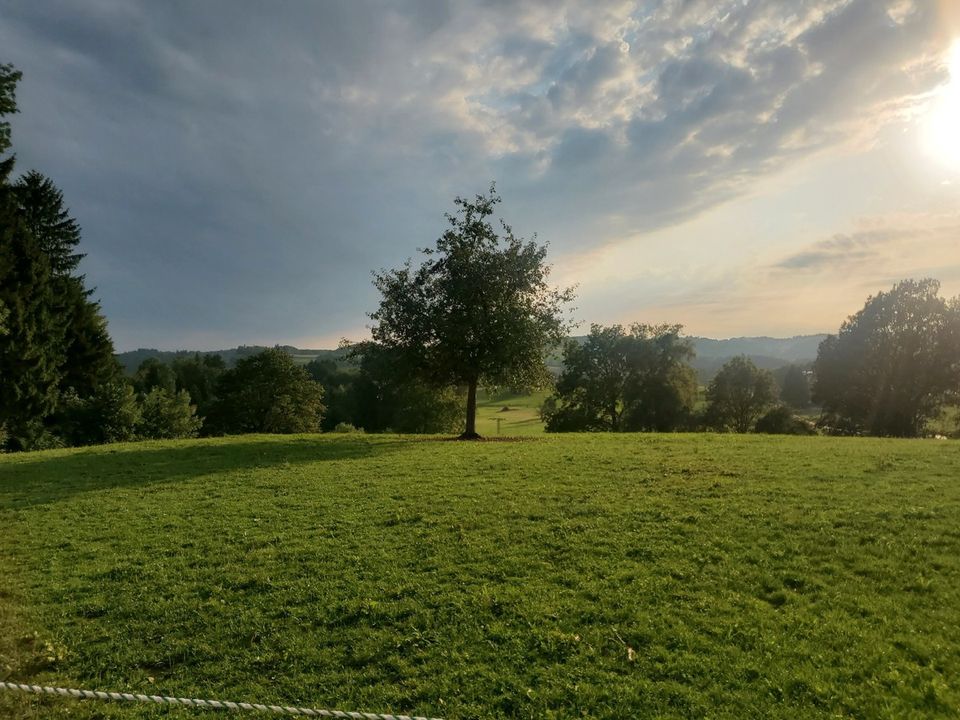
137 388 202 439
332 422 364 434
755 405 816 435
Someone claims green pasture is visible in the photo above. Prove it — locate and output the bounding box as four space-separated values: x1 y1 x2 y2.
1 434 959 718
474 391 548 436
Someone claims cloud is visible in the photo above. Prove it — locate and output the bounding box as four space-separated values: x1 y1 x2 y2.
774 230 907 270
0 0 954 348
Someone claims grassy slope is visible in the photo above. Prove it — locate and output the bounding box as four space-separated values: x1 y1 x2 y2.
1 434 958 719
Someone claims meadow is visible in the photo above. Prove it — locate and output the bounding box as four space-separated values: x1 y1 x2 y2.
474 391 548 437
1 433 958 719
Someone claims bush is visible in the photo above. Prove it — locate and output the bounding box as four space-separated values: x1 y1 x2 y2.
137 388 202 439
57 382 140 446
755 405 816 435
331 422 364 434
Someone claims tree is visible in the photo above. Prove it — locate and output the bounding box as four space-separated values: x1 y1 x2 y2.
305 357 358 431
345 342 463 434
133 357 177 395
14 171 84 275
779 365 811 409
543 323 697 432
621 325 698 432
0 63 21 181
369 184 574 438
812 279 960 437
546 325 632 431
137 388 202 439
0 66 120 449
56 276 120 398
0 189 69 449
58 381 140 446
755 405 816 435
206 348 325 434
706 356 778 433
171 353 224 420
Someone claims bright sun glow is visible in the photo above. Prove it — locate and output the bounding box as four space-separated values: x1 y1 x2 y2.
922 42 960 170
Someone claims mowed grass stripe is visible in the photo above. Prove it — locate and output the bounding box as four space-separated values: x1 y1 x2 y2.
1 434 958 718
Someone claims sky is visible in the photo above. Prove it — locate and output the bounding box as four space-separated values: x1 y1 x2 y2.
2 0 960 351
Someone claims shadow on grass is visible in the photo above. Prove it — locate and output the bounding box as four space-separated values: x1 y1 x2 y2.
0 435 409 509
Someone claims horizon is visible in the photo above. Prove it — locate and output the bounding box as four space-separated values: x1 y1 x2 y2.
115 331 832 356
3 1 960 350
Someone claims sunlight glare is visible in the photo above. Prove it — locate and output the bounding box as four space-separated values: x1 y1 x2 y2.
922 41 960 170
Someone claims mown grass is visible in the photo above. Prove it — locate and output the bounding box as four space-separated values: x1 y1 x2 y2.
1 434 959 719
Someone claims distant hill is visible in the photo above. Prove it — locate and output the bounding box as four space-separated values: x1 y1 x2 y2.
116 345 349 374
117 334 828 380
689 335 827 361
544 333 827 382
687 335 827 382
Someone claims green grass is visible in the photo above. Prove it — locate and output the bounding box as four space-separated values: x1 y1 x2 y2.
474 391 548 436
1 434 959 719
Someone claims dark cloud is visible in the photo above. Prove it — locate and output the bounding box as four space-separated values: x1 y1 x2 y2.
774 230 906 271
0 0 949 348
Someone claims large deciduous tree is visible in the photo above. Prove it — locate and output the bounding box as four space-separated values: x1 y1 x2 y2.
706 356 778 433
543 323 697 432
812 279 960 437
345 341 464 434
369 185 574 438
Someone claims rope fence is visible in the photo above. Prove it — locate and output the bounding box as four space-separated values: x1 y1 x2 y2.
0 681 444 720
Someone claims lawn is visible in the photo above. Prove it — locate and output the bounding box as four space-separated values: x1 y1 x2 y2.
1 434 959 718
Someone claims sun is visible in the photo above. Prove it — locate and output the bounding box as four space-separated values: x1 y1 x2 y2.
922 42 960 171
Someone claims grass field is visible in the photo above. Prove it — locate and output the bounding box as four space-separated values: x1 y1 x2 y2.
1 434 959 719
474 391 548 436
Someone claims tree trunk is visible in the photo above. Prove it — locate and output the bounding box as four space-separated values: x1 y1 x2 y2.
460 377 481 440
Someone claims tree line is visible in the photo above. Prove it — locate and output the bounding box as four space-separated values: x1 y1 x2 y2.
2 63 959 449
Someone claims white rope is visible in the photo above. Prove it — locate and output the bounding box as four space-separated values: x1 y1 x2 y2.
0 681 443 720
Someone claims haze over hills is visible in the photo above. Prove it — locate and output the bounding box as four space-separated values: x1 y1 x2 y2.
116 334 828 380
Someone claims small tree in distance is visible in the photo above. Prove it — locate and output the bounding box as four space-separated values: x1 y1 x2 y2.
369 184 575 438
706 356 778 433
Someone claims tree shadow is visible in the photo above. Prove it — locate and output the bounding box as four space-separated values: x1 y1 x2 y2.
0 435 409 509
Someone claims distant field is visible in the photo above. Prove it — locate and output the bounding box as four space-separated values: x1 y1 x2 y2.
475 390 548 436
1 434 959 718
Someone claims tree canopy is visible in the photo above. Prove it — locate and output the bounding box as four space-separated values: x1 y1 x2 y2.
369 184 574 438
206 347 325 434
706 356 778 433
543 323 698 433
812 278 960 437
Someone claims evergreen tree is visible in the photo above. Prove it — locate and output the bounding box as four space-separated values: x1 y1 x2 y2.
57 278 120 397
0 64 120 448
0 63 21 181
14 171 84 276
0 188 69 449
